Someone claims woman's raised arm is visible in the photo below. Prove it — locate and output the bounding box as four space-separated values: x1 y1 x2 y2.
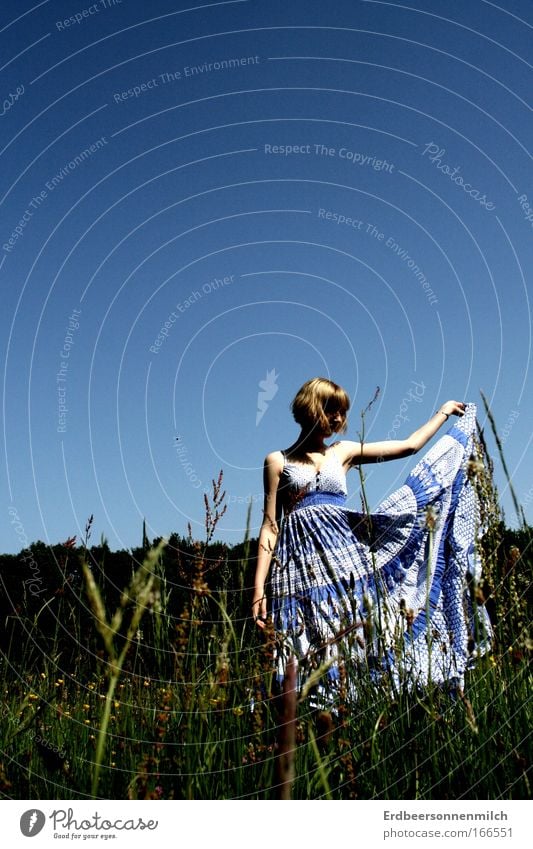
340 400 466 465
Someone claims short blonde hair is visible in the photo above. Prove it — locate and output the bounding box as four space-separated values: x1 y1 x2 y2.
291 377 350 433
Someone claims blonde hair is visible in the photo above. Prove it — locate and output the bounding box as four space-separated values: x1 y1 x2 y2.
291 377 350 433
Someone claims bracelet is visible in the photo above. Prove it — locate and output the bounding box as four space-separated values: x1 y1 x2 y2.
437 410 449 420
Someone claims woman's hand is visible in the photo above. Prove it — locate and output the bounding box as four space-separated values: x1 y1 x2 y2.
438 400 467 418
252 590 267 629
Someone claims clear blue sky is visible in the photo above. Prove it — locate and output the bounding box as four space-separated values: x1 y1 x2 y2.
2 0 532 554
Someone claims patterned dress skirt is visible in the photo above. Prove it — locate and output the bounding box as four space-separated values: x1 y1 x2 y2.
270 404 491 692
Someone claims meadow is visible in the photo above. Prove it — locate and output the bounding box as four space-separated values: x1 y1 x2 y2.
0 420 531 800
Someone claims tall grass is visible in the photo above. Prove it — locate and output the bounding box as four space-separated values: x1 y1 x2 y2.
0 411 531 800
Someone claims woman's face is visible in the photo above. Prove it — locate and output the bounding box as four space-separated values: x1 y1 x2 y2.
320 407 345 436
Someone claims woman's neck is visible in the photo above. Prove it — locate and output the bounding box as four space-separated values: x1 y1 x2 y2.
290 429 330 455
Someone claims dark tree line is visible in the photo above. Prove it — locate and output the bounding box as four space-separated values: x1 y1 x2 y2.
0 531 256 674
0 521 530 674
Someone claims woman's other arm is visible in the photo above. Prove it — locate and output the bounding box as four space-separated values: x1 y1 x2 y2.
252 451 283 629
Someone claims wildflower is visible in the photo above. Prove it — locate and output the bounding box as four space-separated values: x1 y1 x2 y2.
28 693 39 701
84 719 91 725
399 600 415 628
82 704 90 711
233 707 244 716
474 585 486 604
423 504 440 531
316 710 334 745
458 688 478 733
147 588 161 613
466 458 484 479
55 679 64 686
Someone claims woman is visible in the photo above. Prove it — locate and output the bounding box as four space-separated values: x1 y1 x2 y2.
252 377 490 692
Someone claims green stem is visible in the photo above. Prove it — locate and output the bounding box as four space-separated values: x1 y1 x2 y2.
426 527 433 686
308 725 332 799
357 411 385 658
479 390 527 529
92 671 119 797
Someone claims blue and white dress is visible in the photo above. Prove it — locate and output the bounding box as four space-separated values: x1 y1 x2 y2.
270 403 491 691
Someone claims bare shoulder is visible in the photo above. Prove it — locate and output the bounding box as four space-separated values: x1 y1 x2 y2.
264 450 284 474
263 451 284 499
